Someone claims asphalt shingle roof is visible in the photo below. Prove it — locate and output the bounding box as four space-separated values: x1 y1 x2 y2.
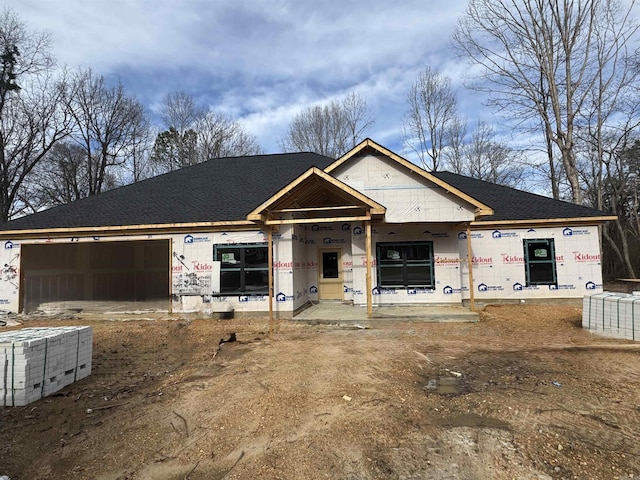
432 171 608 222
0 152 335 231
0 154 610 233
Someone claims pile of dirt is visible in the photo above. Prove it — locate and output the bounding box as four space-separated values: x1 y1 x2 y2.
1 304 639 479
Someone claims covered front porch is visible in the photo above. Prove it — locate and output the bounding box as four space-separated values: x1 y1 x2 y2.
245 140 497 321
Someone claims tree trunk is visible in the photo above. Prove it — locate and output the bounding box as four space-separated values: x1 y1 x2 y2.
602 223 636 278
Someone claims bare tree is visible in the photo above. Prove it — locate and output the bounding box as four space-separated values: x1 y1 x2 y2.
151 92 261 172
579 118 640 279
595 135 640 278
0 9 71 221
0 8 53 90
339 91 374 150
31 141 91 206
581 56 640 209
65 69 147 195
150 92 203 172
403 66 460 171
124 113 154 183
441 116 467 174
279 91 374 158
160 91 204 132
196 111 262 160
452 0 639 204
450 120 525 187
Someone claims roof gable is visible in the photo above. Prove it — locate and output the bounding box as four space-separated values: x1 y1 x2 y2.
247 167 385 224
327 138 494 217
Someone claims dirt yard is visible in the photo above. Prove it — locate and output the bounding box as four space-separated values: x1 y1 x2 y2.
1 304 639 480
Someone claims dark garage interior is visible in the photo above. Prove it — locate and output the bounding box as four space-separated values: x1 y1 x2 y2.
20 240 170 312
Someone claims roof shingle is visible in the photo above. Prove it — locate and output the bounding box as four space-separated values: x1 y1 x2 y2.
0 152 334 231
0 153 610 232
432 171 608 222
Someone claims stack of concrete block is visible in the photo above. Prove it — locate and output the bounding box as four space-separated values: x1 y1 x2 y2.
1 326 92 406
582 292 640 341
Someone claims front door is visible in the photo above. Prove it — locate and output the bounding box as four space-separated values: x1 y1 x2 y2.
318 249 343 300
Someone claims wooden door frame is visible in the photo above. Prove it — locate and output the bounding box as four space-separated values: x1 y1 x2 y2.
317 247 343 301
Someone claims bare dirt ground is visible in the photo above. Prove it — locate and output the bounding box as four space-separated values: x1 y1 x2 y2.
1 304 639 480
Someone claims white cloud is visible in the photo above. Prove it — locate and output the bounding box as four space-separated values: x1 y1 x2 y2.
10 0 470 153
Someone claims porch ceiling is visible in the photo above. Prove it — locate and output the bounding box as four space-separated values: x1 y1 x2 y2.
247 167 385 225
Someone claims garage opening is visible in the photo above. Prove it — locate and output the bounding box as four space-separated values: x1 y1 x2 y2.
21 240 170 313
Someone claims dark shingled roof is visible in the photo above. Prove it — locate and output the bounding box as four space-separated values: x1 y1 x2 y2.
0 152 334 231
432 171 608 222
0 154 610 233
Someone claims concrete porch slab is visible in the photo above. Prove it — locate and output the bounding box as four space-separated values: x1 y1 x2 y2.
294 302 479 323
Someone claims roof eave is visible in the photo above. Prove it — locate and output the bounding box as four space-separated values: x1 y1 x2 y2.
0 220 257 239
470 215 617 228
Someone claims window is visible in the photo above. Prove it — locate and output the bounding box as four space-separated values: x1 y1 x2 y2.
523 238 557 286
214 244 269 295
322 251 339 278
376 242 434 288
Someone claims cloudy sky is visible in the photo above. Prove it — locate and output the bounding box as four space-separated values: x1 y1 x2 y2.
11 0 479 156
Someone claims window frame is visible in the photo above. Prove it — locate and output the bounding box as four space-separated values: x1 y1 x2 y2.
213 243 269 295
376 241 435 289
523 238 558 287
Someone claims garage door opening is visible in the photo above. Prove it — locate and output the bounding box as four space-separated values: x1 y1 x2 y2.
21 240 170 313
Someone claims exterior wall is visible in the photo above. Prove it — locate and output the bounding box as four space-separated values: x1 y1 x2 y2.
351 223 465 306
459 225 604 301
0 224 606 314
0 229 298 315
291 224 310 311
173 226 302 314
0 239 20 310
331 153 475 223
201 226 296 315
299 222 353 304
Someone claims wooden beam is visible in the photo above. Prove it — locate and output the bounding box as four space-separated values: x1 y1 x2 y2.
0 220 257 239
268 226 274 339
470 216 618 228
270 205 365 213
265 215 372 225
473 207 494 217
17 243 24 313
366 220 373 318
246 213 267 222
466 224 475 312
168 237 173 315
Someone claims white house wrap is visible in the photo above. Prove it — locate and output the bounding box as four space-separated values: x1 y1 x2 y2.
0 139 615 317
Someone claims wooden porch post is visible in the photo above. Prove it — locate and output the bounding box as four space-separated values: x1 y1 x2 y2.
466 223 475 312
366 220 373 318
268 226 274 338
168 238 173 314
